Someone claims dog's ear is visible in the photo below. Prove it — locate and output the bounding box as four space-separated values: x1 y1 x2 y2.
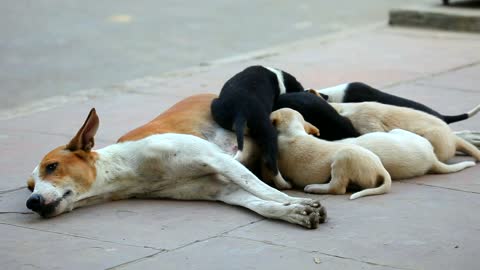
270 112 280 127
66 108 100 152
306 89 321 97
304 121 320 136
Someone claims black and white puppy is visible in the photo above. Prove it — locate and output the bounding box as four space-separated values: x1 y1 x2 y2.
211 65 304 189
274 91 360 141
316 82 480 124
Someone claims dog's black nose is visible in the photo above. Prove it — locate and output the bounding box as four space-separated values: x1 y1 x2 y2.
26 194 44 212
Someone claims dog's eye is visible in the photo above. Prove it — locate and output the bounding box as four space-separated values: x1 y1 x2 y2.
45 162 58 174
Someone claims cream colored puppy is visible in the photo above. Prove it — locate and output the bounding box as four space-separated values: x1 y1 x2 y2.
271 108 391 200
331 102 480 163
338 129 476 180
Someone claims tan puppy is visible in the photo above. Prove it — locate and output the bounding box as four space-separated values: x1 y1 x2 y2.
331 102 480 162
271 108 392 200
338 129 476 180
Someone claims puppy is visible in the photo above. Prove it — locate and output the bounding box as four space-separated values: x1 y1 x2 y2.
211 66 304 189
337 129 476 180
331 102 480 162
274 91 360 141
271 108 392 200
317 82 480 124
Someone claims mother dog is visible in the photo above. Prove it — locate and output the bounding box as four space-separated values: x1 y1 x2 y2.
25 94 325 229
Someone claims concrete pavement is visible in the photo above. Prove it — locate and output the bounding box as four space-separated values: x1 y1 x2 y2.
1 25 480 269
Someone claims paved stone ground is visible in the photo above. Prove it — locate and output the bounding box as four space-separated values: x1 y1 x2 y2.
1 26 480 269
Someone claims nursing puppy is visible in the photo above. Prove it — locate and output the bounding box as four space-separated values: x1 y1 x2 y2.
271 108 392 200
274 91 360 141
338 129 476 180
317 82 480 124
331 102 480 162
211 65 304 189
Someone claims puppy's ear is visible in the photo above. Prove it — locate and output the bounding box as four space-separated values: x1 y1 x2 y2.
304 121 320 136
270 112 280 127
306 89 321 97
66 108 99 152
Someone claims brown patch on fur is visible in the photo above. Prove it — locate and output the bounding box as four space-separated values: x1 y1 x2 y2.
306 89 321 97
118 94 218 142
38 146 98 192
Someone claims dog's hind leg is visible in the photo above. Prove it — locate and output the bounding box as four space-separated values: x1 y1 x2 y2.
304 159 350 195
454 130 480 149
455 136 480 161
216 182 323 228
250 113 292 189
204 153 323 211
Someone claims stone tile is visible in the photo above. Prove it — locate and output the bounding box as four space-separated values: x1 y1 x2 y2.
417 63 480 93
383 83 480 131
406 157 480 193
227 182 480 270
0 130 73 191
0 93 185 143
0 192 262 250
118 236 396 270
0 223 158 270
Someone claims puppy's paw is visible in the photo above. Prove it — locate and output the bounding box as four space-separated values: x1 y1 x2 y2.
292 205 320 229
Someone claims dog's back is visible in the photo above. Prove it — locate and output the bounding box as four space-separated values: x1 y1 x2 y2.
211 66 304 180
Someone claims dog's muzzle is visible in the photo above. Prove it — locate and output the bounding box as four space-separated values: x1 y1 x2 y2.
26 194 61 217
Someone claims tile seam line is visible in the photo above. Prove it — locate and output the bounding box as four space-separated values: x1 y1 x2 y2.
412 82 480 94
107 218 265 269
384 60 480 89
223 235 417 270
0 222 164 251
398 181 480 195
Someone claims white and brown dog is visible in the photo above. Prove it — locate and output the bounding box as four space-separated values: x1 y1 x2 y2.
25 94 326 229
271 108 392 200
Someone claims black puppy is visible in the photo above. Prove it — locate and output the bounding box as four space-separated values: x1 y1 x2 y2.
274 91 360 141
211 65 304 189
317 82 480 124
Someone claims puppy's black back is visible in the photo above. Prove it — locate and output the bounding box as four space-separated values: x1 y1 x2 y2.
343 82 468 124
211 65 304 174
274 92 360 140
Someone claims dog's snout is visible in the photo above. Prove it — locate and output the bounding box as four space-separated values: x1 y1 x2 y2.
26 194 44 212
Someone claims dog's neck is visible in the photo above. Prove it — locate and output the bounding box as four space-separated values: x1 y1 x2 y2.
74 142 142 208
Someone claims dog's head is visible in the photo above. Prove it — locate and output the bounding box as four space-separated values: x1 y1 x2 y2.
26 109 99 217
271 108 320 136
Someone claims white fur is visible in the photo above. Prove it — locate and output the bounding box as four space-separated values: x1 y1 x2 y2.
339 129 475 180
265 67 286 94
31 133 325 228
316 83 348 102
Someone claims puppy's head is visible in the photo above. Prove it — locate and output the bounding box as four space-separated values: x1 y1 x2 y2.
26 108 100 218
271 108 320 136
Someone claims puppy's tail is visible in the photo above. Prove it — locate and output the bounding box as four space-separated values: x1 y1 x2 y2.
455 136 480 161
443 104 480 124
430 160 476 174
234 113 247 152
350 171 392 200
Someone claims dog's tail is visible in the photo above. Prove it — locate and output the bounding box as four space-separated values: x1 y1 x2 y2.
430 160 476 174
234 113 247 153
350 171 392 200
455 136 480 161
443 104 480 124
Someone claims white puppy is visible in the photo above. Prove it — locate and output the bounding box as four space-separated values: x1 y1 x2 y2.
338 129 476 180
271 108 392 200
